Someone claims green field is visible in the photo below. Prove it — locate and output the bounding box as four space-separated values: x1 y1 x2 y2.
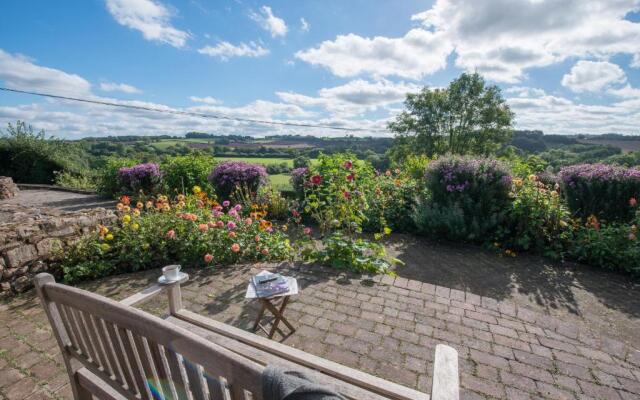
215 157 294 166
151 139 212 150
269 174 292 190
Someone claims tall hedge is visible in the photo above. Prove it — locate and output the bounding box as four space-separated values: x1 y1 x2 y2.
559 164 640 222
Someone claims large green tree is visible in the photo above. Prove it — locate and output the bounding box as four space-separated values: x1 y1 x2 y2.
388 73 514 159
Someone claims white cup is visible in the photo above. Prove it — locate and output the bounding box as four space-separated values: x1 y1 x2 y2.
162 265 181 281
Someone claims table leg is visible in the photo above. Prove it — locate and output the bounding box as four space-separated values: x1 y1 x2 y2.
252 299 267 332
265 296 294 338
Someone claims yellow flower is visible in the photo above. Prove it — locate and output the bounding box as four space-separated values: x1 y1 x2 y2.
100 243 110 251
192 186 202 194
131 223 140 231
105 233 114 241
383 227 392 235
132 209 140 217
122 215 131 223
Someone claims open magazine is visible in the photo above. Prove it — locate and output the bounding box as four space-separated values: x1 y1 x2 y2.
251 272 290 298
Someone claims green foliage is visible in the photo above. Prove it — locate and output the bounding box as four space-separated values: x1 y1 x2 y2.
95 157 138 198
293 155 311 168
398 154 432 181
53 170 98 191
362 170 418 233
161 154 216 195
0 121 88 184
415 156 512 242
496 175 574 258
389 73 514 159
569 213 640 275
314 232 393 274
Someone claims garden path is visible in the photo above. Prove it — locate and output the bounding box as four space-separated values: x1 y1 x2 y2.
1 248 639 400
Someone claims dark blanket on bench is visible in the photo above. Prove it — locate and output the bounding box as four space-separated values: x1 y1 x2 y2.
262 365 346 400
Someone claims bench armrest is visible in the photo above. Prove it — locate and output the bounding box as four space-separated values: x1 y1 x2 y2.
431 344 459 400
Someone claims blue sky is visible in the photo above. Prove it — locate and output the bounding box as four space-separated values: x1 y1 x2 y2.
0 0 639 138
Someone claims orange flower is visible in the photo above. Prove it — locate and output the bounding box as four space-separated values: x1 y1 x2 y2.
116 203 124 211
136 202 143 209
120 195 131 205
204 253 214 263
254 235 261 242
166 230 176 239
229 231 237 238
198 224 208 232
261 248 269 256
231 243 240 253
587 215 600 231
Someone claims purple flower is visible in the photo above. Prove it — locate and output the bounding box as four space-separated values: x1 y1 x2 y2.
117 163 162 194
208 161 267 198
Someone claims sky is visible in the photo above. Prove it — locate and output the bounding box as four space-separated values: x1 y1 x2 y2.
0 0 639 138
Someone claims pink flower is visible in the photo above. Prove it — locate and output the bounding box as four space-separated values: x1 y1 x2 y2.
234 204 242 211
227 221 237 230
204 253 213 263
266 227 273 233
254 235 261 242
166 230 176 239
198 223 208 232
212 210 222 218
229 231 237 238
346 173 354 182
208 221 216 228
231 243 240 253
261 248 269 255
217 220 225 228
245 218 253 225
292 210 300 218
303 227 312 235
222 200 230 207
630 198 637 207
343 191 351 199
228 209 239 217
311 175 322 185
344 160 353 169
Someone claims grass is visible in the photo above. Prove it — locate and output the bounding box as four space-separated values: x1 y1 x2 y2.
269 174 292 190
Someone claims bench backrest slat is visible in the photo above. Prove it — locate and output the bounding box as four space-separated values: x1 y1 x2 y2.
34 274 264 400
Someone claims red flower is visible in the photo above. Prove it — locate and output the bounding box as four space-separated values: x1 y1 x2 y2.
311 175 322 185
343 191 351 199
346 173 354 182
344 160 353 169
120 195 131 205
630 197 637 207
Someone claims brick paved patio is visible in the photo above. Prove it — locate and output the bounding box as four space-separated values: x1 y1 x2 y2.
1 263 639 400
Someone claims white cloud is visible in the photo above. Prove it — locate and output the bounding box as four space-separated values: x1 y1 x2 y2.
297 0 640 83
105 0 189 48
100 82 141 94
300 17 310 32
249 6 288 38
277 79 419 118
0 49 91 96
561 61 627 93
632 53 640 68
198 42 269 60
506 87 640 134
607 84 640 99
295 29 452 80
189 96 222 105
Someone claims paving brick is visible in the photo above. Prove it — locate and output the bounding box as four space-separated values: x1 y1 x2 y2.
462 375 505 398
578 380 623 400
0 369 25 389
469 349 510 369
536 381 576 400
4 378 37 400
500 370 537 392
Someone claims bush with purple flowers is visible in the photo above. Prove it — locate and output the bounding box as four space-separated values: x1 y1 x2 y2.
415 156 512 241
290 167 308 198
208 160 267 198
117 162 163 195
559 163 640 222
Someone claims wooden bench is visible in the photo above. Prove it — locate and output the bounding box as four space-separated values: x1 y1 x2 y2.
34 272 459 400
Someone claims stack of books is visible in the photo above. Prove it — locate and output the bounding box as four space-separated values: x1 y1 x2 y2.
251 272 290 298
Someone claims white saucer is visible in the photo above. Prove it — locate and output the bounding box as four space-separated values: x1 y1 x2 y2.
157 272 188 285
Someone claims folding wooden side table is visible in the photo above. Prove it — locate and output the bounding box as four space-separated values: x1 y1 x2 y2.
245 275 298 339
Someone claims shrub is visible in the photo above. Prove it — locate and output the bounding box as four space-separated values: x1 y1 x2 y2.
61 191 291 283
290 167 308 199
54 170 97 191
293 155 311 169
208 161 267 199
266 162 291 175
161 154 216 195
415 156 512 242
559 163 640 222
569 212 640 275
496 175 574 258
96 157 138 198
362 169 418 233
0 121 88 184
117 163 163 195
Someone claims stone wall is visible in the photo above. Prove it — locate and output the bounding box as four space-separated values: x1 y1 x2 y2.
0 203 116 298
0 177 19 199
